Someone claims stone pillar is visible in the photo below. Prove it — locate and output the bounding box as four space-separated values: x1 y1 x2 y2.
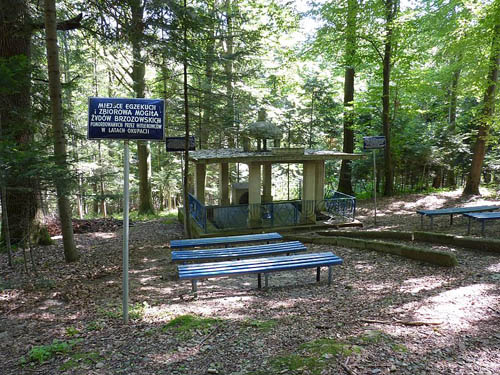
194 163 206 205
302 161 316 223
262 162 272 203
219 162 230 206
248 162 262 227
315 160 325 212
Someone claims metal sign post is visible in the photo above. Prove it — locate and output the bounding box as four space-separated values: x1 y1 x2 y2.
372 150 377 225
122 140 130 323
87 97 165 324
363 136 386 227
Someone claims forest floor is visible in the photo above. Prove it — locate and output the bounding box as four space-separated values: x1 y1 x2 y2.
1 189 499 375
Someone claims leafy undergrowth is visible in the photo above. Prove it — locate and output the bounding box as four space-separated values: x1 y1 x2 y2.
1 192 499 375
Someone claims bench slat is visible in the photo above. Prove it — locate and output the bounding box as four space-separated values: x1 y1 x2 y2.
170 232 283 249
417 205 500 216
172 241 306 262
178 252 343 280
463 212 500 219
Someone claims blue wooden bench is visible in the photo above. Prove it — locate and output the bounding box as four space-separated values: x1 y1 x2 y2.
416 205 500 229
172 241 306 263
464 212 500 236
170 232 283 250
178 252 343 294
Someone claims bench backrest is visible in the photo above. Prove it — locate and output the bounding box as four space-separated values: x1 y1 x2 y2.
172 241 306 262
170 232 283 249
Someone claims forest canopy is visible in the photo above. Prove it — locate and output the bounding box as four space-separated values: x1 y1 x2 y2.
1 0 500 257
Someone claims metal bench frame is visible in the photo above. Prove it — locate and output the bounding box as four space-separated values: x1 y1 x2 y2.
416 206 500 229
464 212 500 236
178 252 343 295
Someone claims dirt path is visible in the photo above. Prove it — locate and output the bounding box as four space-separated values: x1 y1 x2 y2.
1 191 499 374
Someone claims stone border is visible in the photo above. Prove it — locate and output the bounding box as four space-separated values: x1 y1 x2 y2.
315 230 500 253
284 234 458 267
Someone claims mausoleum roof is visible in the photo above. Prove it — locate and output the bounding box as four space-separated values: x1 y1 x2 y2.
188 148 365 164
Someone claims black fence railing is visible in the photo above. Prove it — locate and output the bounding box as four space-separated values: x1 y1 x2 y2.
188 192 356 233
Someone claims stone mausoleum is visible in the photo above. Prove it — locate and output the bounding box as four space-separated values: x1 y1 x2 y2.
185 110 364 235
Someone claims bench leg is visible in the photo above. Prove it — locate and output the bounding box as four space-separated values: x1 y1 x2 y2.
481 220 485 236
467 217 471 235
258 273 262 289
192 280 198 296
316 267 320 282
450 214 453 226
328 266 332 286
430 216 434 230
420 215 423 229
265 273 269 288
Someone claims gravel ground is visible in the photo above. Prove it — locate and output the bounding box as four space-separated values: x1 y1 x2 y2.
0 190 499 375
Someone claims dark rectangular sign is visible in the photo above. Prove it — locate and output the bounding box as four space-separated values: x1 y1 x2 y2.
363 136 386 150
87 97 165 141
166 136 196 151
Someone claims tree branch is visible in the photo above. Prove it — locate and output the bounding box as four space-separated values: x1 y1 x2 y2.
32 13 83 31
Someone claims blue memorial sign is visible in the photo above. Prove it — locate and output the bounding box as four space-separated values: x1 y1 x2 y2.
166 136 196 151
363 136 386 150
88 97 165 141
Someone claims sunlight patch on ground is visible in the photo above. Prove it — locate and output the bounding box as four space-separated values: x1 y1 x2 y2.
487 262 500 273
88 232 117 239
414 195 448 210
353 262 374 272
396 284 497 331
399 276 447 294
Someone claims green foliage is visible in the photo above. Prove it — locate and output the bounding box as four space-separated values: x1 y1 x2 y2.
21 339 81 365
86 320 105 332
65 326 80 337
268 337 361 375
58 351 101 371
97 302 148 321
162 314 219 335
243 318 277 332
36 227 54 246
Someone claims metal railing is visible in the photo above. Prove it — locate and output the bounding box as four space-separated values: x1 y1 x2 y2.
188 191 356 232
318 191 356 221
188 193 207 231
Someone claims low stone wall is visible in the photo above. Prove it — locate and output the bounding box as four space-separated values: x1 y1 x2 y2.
285 234 458 267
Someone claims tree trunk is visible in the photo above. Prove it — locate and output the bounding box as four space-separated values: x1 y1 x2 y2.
224 0 235 148
131 0 154 214
44 0 79 262
338 0 358 196
463 4 500 195
382 0 398 196
0 0 42 244
183 0 192 237
446 57 462 188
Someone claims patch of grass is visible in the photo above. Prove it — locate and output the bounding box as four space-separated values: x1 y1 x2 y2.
97 305 121 320
162 314 219 336
111 209 178 222
301 338 362 356
359 329 386 344
243 319 277 332
21 339 81 365
65 326 80 337
267 338 362 375
58 351 101 371
86 320 105 331
33 278 56 290
97 302 148 321
12 257 25 265
129 302 148 320
271 354 318 373
392 343 408 352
